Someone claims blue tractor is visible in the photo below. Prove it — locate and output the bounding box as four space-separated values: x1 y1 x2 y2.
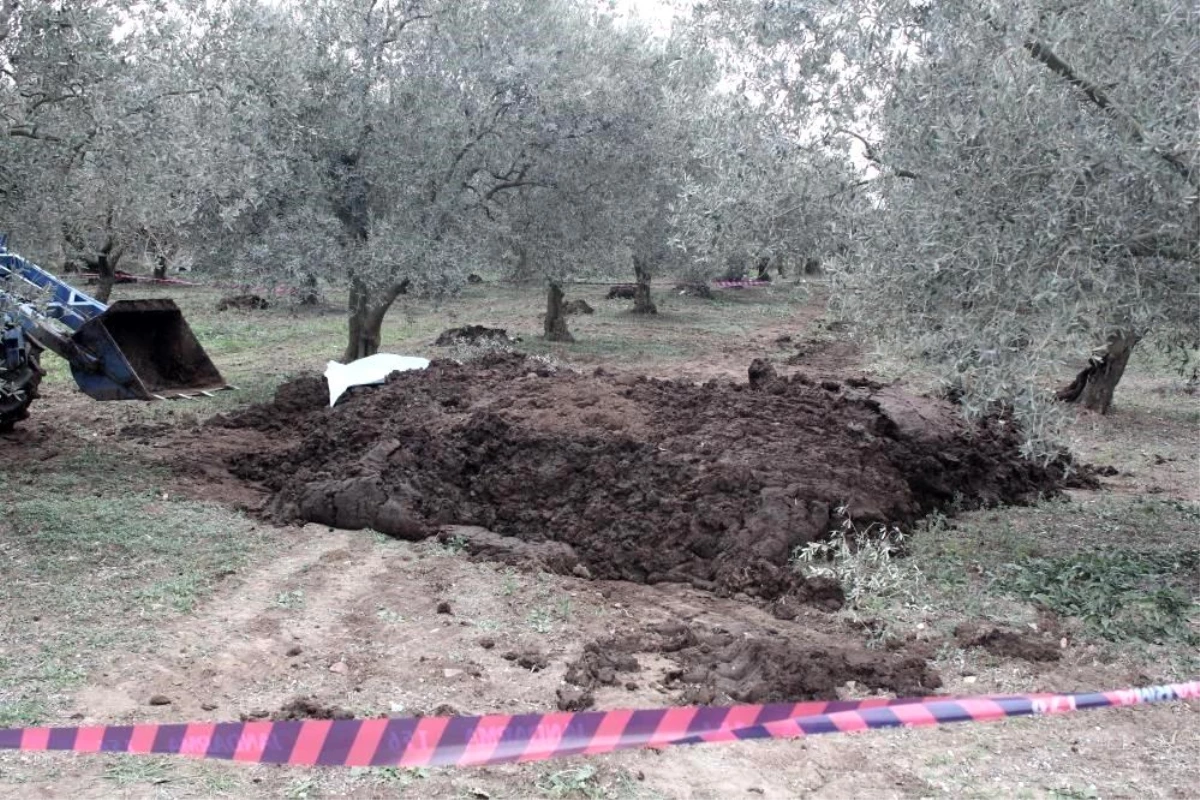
0 235 229 430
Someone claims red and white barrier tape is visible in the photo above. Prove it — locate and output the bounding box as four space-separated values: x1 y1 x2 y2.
0 681 1195 767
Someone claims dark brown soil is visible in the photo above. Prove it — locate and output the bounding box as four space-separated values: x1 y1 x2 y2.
217 353 1082 600
272 697 355 721
563 299 595 315
216 294 269 311
605 284 637 299
954 623 1062 663
563 621 941 708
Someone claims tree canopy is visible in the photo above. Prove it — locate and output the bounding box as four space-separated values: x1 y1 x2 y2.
2 0 1195 441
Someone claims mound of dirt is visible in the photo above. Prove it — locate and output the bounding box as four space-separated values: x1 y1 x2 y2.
563 299 595 315
954 623 1062 663
564 621 940 707
605 284 637 299
220 353 1082 599
216 294 269 311
434 325 517 346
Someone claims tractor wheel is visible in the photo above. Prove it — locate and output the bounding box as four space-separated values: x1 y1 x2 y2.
0 348 42 432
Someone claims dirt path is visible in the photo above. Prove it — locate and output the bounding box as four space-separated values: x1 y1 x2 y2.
9 522 1197 799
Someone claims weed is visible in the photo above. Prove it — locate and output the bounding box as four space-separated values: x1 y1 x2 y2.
500 568 521 596
198 769 241 795
997 548 1200 643
1048 786 1100 799
792 506 916 608
284 776 321 799
0 697 45 727
375 606 406 624
275 589 306 609
135 572 206 613
528 607 555 634
102 757 175 786
554 596 573 621
537 765 604 798
375 766 432 788
442 534 470 555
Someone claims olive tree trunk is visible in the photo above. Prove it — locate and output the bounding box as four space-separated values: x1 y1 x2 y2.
544 282 574 341
1056 330 1140 414
342 278 409 362
89 239 123 304
632 256 657 314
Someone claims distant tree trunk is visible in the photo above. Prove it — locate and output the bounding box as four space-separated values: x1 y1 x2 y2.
754 256 772 281
1056 330 1140 413
90 239 122 304
632 256 657 314
343 278 408 362
298 273 320 306
544 281 574 341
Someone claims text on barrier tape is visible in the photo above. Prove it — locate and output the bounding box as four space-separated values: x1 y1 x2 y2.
0 681 1195 768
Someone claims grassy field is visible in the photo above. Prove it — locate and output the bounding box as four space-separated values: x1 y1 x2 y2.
1 276 1197 799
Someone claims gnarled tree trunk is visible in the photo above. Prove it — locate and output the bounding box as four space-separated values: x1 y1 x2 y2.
632 256 657 314
89 238 122 304
342 278 408 362
544 281 573 341
1056 330 1140 414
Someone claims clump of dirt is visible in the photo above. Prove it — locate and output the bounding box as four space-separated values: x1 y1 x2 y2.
216 294 269 312
563 622 940 708
218 353 1082 599
438 526 581 573
563 299 594 315
262 697 355 721
434 325 518 346
605 284 637 299
502 649 549 672
954 623 1062 663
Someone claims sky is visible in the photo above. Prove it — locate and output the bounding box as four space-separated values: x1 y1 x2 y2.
607 0 691 35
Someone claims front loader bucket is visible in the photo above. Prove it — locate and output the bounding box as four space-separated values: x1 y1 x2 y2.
68 299 229 401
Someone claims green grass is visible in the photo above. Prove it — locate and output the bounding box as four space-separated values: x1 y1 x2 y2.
102 757 176 787
900 496 1200 647
0 439 268 726
996 548 1199 643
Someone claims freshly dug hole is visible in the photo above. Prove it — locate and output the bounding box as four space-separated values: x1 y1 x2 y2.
222 353 1083 599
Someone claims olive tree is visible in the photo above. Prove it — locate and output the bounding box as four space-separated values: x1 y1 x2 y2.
667 6 859 286
199 0 692 360
722 0 1198 438
495 24 718 338
1 1 211 300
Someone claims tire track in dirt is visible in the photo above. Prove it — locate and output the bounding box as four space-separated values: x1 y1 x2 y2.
72 527 387 723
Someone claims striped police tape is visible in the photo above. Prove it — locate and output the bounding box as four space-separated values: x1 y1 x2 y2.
1 681 1195 768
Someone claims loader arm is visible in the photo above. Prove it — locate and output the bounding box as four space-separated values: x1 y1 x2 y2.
1 234 231 428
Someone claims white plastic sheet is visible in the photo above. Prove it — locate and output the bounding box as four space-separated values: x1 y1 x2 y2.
324 353 430 406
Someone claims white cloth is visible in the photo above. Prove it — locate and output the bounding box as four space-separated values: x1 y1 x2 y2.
324 353 430 406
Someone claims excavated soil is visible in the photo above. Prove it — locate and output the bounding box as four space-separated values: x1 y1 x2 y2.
561 621 940 709
216 352 1082 600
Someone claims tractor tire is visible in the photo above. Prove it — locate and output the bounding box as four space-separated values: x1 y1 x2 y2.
0 348 42 432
